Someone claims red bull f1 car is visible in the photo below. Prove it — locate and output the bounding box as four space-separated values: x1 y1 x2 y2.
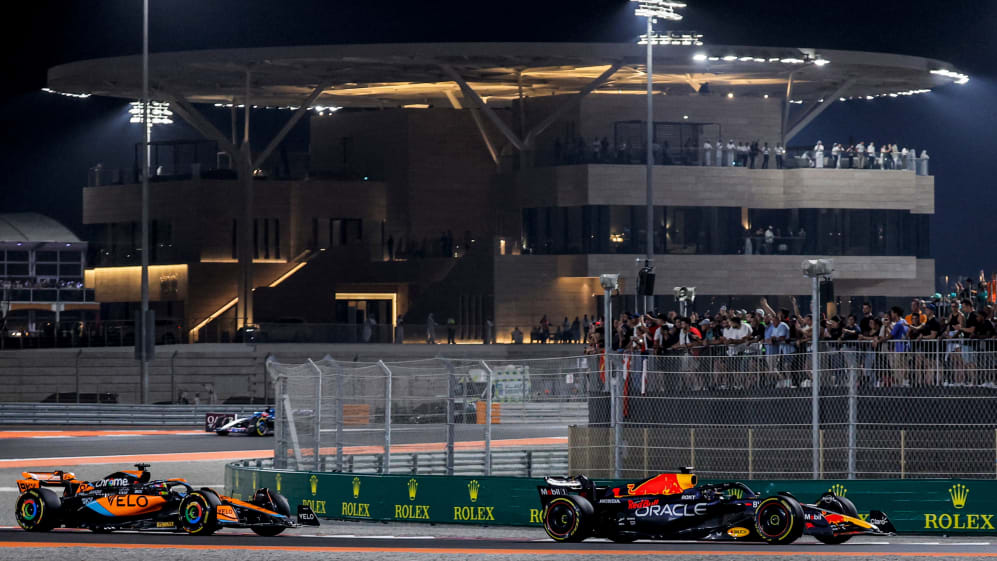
215 408 275 436
15 463 318 536
538 470 895 545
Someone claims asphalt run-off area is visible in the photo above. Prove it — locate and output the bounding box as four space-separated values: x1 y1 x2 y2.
2 426 996 560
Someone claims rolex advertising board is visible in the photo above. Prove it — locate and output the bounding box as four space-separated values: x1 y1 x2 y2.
225 464 997 533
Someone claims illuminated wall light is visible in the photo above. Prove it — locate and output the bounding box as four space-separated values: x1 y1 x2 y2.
763 94 769 99
683 115 689 119
708 56 720 61
727 92 734 99
722 55 737 61
738 56 753 62
692 53 708 61
752 58 766 63
768 57 780 62
814 58 830 66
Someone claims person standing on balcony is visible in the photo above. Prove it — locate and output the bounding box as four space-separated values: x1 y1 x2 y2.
880 143 890 169
761 142 770 169
715 138 723 167
814 140 824 168
866 141 876 169
832 143 842 168
855 141 866 168
775 143 785 169
749 140 759 169
426 313 437 344
725 139 736 166
703 139 713 166
446 317 456 344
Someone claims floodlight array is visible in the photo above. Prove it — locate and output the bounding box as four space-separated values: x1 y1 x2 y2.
129 101 173 125
638 31 703 46
631 0 686 21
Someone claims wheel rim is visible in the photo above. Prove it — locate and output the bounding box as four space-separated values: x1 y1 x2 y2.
20 498 39 522
757 501 791 538
184 501 204 525
545 501 578 538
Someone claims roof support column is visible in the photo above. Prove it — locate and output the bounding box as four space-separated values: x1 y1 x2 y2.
254 82 330 169
783 78 855 145
523 62 622 147
446 89 499 166
440 64 525 151
780 71 795 145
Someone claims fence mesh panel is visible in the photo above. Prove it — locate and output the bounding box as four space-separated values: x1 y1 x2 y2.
267 342 997 479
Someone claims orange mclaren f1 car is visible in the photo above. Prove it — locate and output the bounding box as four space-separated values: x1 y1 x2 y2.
15 463 318 535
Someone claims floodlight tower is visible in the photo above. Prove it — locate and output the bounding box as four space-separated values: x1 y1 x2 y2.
631 0 685 313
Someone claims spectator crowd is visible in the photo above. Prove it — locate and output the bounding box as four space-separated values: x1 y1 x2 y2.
560 277 997 390
548 134 929 175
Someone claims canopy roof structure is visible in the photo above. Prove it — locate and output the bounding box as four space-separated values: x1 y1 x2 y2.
48 42 967 108
0 213 82 244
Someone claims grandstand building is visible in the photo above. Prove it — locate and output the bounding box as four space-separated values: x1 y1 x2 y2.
46 43 966 341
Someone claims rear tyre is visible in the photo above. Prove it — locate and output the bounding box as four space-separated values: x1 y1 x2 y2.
251 489 291 537
15 488 61 532
179 491 219 535
543 495 594 542
254 417 270 437
815 495 859 545
755 495 805 545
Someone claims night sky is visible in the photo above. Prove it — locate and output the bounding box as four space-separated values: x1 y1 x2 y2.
2 1 994 286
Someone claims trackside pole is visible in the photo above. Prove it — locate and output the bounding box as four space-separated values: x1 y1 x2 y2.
335 360 344 472
443 358 456 476
480 360 494 476
811 275 820 479
848 367 857 479
307 359 322 471
378 360 392 474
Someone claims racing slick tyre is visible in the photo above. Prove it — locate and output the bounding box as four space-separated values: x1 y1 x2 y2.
755 495 805 545
15 488 61 532
251 489 292 536
254 417 270 437
814 495 859 545
543 495 594 542
179 491 220 535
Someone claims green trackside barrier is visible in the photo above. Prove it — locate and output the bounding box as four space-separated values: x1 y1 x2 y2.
225 463 997 534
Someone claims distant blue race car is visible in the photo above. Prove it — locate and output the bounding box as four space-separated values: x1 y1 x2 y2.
214 408 274 436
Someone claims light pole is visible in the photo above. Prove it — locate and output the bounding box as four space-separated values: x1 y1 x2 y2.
140 0 150 404
632 1 685 313
803 258 833 479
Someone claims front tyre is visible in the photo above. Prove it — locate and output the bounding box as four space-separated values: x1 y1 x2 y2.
15 488 61 532
179 491 219 535
543 496 593 542
755 495 805 545
815 495 859 545
251 489 291 537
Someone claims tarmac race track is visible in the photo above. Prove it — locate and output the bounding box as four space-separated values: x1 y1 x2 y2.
3 426 997 560
0 528 996 561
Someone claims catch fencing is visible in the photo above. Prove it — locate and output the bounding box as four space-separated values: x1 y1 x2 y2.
266 355 589 474
268 341 997 480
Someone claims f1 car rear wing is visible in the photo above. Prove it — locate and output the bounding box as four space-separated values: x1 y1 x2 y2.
21 471 77 483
